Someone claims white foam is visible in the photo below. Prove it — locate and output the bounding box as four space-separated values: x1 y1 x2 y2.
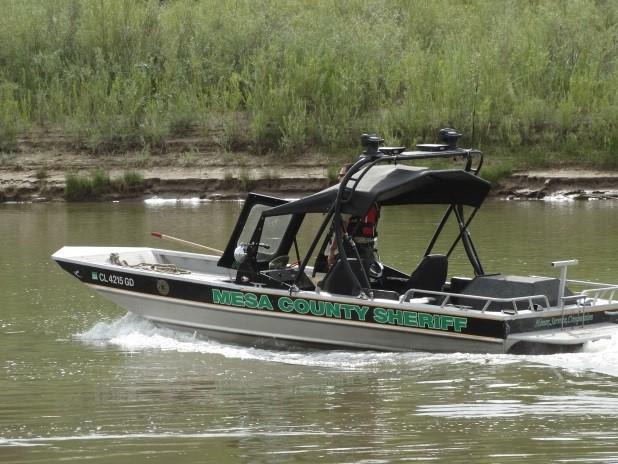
144 196 246 206
76 314 395 369
144 197 208 206
522 333 618 377
542 193 576 202
76 314 618 375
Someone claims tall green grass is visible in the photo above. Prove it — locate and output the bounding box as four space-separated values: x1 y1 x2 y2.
65 169 144 201
0 0 616 163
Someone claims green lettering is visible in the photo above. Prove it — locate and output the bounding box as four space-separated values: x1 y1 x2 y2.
312 301 326 316
440 315 454 331
258 295 273 310
418 312 433 328
387 309 404 325
244 292 258 309
324 302 341 318
355 305 369 321
294 299 311 314
374 307 388 323
212 289 231 305
453 317 468 332
231 291 245 307
341 304 354 320
278 297 294 312
403 311 418 327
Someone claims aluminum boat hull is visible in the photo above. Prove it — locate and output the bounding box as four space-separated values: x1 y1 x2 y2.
53 246 618 354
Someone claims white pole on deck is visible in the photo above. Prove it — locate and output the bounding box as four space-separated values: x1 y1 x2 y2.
151 232 223 255
552 259 579 327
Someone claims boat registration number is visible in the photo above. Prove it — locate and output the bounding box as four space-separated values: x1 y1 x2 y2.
92 271 135 287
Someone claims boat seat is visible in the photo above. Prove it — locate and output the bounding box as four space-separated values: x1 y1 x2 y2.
404 254 448 299
320 258 370 296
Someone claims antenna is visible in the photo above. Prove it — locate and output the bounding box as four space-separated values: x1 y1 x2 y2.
471 76 479 146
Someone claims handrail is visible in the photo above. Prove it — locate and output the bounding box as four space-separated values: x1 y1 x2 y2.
581 286 618 305
399 288 550 314
561 282 618 309
566 279 618 289
560 294 589 304
553 286 618 329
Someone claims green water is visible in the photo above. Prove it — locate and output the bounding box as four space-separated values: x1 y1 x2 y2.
2 199 618 463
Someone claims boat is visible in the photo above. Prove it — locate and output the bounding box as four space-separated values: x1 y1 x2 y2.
52 129 618 354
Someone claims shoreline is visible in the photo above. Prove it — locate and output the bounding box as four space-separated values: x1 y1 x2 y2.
2 151 618 203
495 170 618 201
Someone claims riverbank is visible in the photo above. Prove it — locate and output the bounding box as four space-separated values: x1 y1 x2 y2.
496 170 618 200
0 149 334 202
2 148 618 203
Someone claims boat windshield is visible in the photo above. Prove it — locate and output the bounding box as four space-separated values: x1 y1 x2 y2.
237 205 293 261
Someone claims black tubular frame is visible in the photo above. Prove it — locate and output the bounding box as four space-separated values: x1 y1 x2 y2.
291 145 485 292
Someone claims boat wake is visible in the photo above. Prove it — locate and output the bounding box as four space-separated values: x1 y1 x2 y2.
76 313 618 375
76 313 395 369
527 336 618 377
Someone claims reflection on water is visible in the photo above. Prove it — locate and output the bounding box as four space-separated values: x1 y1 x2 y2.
2 199 618 463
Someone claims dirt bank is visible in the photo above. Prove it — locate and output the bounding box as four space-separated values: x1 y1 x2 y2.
495 170 618 200
2 148 618 202
0 149 336 202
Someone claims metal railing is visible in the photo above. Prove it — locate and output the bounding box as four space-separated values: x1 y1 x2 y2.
399 288 550 314
553 283 618 329
563 280 618 307
581 286 618 305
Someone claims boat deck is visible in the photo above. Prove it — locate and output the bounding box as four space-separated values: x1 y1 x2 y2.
53 246 234 283
53 246 618 317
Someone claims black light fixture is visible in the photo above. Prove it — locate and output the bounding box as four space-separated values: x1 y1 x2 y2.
360 133 384 157
438 128 462 148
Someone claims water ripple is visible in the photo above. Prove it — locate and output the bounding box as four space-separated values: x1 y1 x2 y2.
77 313 618 377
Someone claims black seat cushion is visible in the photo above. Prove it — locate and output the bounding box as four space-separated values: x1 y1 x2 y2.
321 258 369 296
406 254 448 296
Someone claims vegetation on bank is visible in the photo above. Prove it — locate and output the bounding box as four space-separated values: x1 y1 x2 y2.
64 170 144 201
0 0 616 167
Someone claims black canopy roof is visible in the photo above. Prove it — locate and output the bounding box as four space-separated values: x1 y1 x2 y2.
263 164 491 217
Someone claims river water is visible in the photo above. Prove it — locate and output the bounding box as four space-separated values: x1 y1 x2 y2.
2 198 618 463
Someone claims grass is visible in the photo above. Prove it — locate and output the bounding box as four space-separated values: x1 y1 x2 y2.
178 151 197 167
64 169 145 201
480 162 514 185
134 147 151 168
115 171 144 192
326 165 340 184
65 173 97 201
0 0 616 166
238 168 256 191
219 169 237 191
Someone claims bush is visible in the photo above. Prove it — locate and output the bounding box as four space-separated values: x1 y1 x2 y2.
114 171 145 192
64 170 144 201
481 162 514 185
65 172 96 201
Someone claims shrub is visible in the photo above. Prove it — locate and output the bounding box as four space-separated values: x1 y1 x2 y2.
65 170 144 201
65 172 95 201
238 168 256 191
116 171 145 192
326 165 340 184
481 162 514 185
